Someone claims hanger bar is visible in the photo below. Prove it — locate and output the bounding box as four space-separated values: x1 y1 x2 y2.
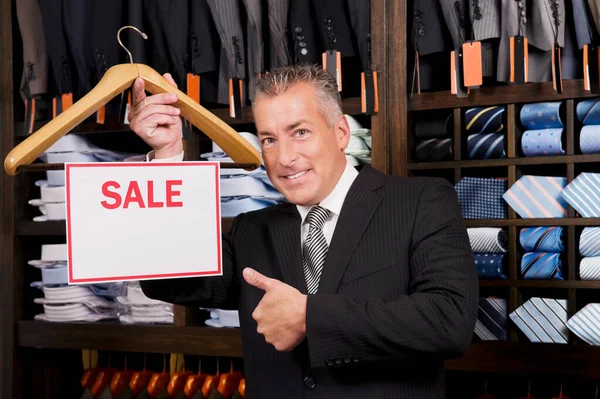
4 63 262 176
16 162 259 173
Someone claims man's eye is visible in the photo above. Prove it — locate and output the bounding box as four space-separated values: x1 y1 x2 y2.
262 138 275 145
295 129 308 137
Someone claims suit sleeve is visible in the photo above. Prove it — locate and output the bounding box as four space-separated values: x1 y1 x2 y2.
139 213 243 310
305 179 479 368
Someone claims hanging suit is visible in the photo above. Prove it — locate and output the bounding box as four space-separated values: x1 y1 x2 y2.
190 0 220 105
126 0 148 65
63 0 96 99
588 0 600 34
497 0 526 82
267 0 292 69
289 0 321 64
207 0 247 105
469 0 500 78
242 0 264 99
346 0 370 73
16 0 48 101
310 0 356 58
573 0 598 47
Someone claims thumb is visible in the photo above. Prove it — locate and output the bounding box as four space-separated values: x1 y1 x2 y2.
132 77 146 106
243 268 275 292
163 72 178 89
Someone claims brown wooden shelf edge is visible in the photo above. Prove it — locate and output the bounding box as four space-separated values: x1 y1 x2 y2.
18 320 243 357
446 341 600 378
15 97 364 136
409 79 597 111
17 218 235 236
408 154 600 170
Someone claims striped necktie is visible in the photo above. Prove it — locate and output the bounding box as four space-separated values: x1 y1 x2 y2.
502 175 568 218
521 128 565 157
520 102 564 129
465 106 505 134
455 177 508 219
468 228 508 253
520 227 564 252
302 206 331 294
579 227 600 257
509 298 569 344
561 173 600 217
467 133 507 159
475 298 508 341
580 258 600 280
521 252 564 280
576 98 600 125
567 304 600 345
415 138 453 161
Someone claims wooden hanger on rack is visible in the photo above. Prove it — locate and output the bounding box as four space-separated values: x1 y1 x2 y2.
183 357 209 398
3 25 261 176
129 354 153 397
216 358 243 398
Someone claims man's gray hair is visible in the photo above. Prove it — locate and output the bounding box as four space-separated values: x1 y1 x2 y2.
251 64 343 128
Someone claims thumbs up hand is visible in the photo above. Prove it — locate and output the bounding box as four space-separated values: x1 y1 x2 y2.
243 267 308 352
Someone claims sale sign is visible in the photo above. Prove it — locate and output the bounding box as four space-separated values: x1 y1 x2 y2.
65 161 222 284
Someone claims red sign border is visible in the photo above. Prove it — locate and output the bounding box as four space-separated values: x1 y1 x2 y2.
65 162 221 283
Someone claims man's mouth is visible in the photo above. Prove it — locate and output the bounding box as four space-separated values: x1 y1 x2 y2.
284 170 309 180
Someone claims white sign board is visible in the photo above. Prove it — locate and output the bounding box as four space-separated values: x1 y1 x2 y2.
65 161 222 284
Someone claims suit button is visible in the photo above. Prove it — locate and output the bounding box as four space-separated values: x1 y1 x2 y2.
344 356 351 364
304 376 316 389
325 358 334 366
335 357 342 365
352 355 360 363
295 26 303 33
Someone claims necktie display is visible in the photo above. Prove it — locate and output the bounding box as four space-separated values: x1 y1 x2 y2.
455 177 508 219
302 206 331 294
465 106 505 134
576 98 600 125
579 257 600 280
520 102 564 129
415 138 453 161
467 133 507 159
520 227 564 252
474 254 507 279
502 175 568 218
414 111 453 139
521 252 564 280
467 228 508 253
521 129 565 157
579 227 600 257
576 98 600 155
566 304 600 345
561 173 600 217
475 298 508 341
509 298 569 344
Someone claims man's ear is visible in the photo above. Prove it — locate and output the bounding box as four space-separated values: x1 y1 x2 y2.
336 114 351 151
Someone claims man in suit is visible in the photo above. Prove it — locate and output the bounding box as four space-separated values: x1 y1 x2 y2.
129 64 478 398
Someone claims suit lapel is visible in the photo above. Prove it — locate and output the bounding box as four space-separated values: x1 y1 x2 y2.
268 204 307 294
318 166 384 295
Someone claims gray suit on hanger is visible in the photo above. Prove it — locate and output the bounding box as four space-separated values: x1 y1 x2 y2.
573 0 597 47
267 0 291 69
16 0 48 101
497 0 524 82
470 0 500 77
588 0 600 34
526 0 565 83
207 0 247 105
243 0 263 99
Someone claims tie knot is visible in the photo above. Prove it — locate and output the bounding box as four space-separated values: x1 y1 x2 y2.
306 206 330 229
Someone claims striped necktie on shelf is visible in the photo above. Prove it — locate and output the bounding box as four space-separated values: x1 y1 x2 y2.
414 138 453 161
579 227 600 257
468 228 508 253
502 176 568 218
580 258 600 280
520 227 564 253
475 298 508 340
576 99 600 154
465 106 505 134
467 133 507 159
567 304 600 345
521 252 564 280
509 298 569 344
561 173 600 217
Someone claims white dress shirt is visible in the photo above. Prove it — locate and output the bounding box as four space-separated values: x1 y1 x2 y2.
297 162 359 247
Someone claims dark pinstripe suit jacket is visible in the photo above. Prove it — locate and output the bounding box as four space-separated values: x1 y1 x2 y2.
141 166 479 399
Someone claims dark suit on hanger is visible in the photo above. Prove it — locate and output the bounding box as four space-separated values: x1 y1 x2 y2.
207 0 247 105
63 0 96 99
310 0 356 57
141 166 479 399
242 0 264 97
126 0 148 65
346 0 370 73
90 0 123 80
267 0 291 69
16 0 48 101
190 0 220 104
526 0 565 82
289 0 321 64
469 0 500 78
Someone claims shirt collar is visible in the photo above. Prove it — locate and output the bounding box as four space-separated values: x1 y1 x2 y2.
297 162 359 224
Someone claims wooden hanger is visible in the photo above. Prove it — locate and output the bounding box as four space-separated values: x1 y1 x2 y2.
110 356 133 397
184 357 209 398
167 354 192 398
147 354 170 398
216 358 243 398
129 354 153 397
200 357 221 398
237 378 246 399
3 26 261 176
90 356 117 398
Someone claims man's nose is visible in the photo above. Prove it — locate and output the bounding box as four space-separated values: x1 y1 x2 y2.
277 140 297 167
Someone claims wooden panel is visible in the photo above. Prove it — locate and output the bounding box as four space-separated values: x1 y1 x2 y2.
446 342 600 379
18 321 243 357
409 80 595 111
408 153 600 170
388 0 406 176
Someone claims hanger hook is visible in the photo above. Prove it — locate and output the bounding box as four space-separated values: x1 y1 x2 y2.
117 25 148 64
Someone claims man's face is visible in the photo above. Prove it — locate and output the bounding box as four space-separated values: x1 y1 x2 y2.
254 83 350 206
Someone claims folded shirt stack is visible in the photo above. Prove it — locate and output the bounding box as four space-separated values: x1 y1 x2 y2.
345 115 372 165
202 308 240 328
115 282 174 324
202 132 286 217
31 135 141 221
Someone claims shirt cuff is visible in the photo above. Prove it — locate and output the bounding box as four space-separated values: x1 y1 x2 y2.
146 150 185 162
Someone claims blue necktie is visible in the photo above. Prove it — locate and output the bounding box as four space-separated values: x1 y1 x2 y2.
567 304 600 345
520 227 564 252
475 298 508 341
455 177 508 219
521 252 564 280
503 175 568 218
576 98 600 125
474 254 507 279
580 227 600 257
521 129 565 157
520 102 564 129
415 138 453 161
510 298 569 344
465 106 505 134
467 133 506 159
561 173 600 217
579 126 600 154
